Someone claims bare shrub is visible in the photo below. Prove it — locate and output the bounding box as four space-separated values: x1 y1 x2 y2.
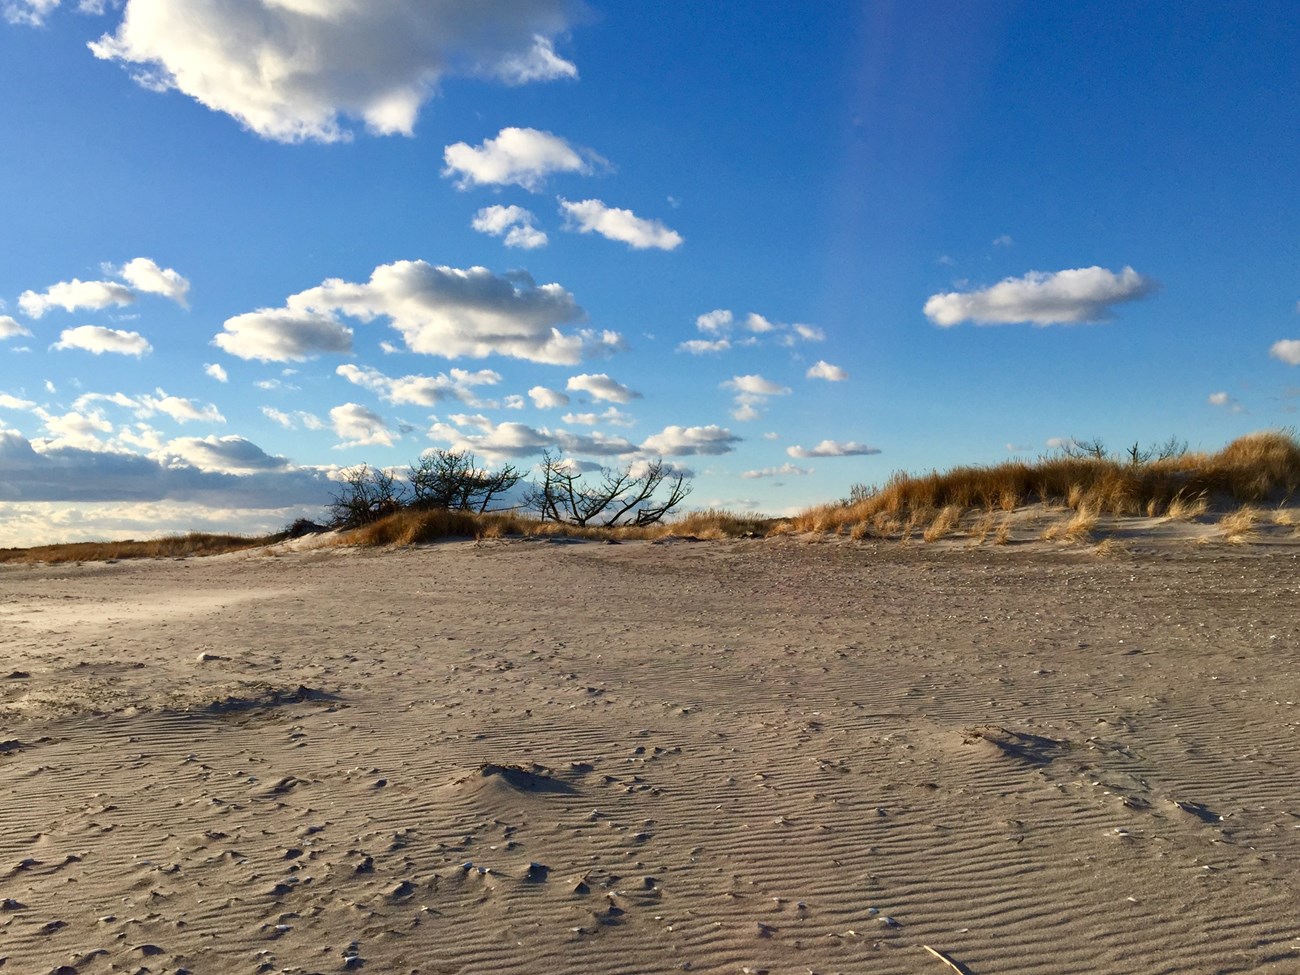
328 465 406 528
408 449 522 513
525 452 691 527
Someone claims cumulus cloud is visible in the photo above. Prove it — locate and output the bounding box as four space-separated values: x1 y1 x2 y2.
742 463 813 479
89 2 578 143
528 385 569 409
559 198 683 251
446 128 597 191
641 424 739 456
221 261 618 365
0 316 33 339
143 391 225 424
923 266 1156 327
337 363 501 407
0 429 331 525
428 417 636 461
204 362 228 382
330 402 394 448
0 394 36 410
567 373 640 403
806 360 848 381
116 257 191 307
1270 339 1300 366
471 204 548 249
19 278 135 318
696 309 733 333
214 307 354 362
159 435 289 474
787 440 879 458
722 374 790 421
52 325 152 357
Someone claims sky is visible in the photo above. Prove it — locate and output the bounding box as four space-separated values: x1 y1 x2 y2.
1 1 1297 545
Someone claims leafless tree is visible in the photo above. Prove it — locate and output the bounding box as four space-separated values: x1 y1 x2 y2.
525 452 691 527
327 465 406 528
407 449 522 513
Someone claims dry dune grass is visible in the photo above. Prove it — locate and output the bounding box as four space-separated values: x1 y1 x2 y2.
0 532 273 565
794 431 1300 543
339 506 777 549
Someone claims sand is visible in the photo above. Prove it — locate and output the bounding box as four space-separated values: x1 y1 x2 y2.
2 537 1298 974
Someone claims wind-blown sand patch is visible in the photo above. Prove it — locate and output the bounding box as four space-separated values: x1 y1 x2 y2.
1 539 1298 973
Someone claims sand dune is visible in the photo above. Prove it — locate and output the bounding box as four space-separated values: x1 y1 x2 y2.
2 538 1298 973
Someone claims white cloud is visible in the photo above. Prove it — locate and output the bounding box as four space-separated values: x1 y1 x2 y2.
471 204 548 249
723 374 789 397
0 316 33 339
924 266 1156 327
563 407 634 428
428 417 636 461
0 393 36 410
722 374 790 421
504 394 525 410
1270 339 1300 366
678 338 731 354
141 391 225 424
1207 391 1243 413
52 325 152 357
261 407 323 431
787 439 879 458
330 402 394 448
19 278 135 318
992 234 1014 247
158 435 291 474
33 407 114 450
337 363 500 407
742 463 813 479
559 198 683 251
445 128 597 191
224 261 618 365
528 385 570 409
89 3 578 144
696 309 733 333
2 0 58 26
117 257 191 307
567 373 640 403
641 424 740 456
204 362 229 383
685 307 821 350
214 306 354 362
806 360 848 381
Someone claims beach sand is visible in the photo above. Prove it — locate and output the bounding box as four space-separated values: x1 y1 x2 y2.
2 537 1298 974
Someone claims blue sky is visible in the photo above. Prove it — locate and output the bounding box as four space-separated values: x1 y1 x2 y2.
1 1 1297 544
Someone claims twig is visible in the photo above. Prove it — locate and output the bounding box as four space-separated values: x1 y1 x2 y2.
922 945 973 975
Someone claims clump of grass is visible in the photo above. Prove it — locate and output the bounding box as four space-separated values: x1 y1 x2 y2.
922 504 964 543
1218 506 1261 543
0 532 274 565
1042 506 1097 544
